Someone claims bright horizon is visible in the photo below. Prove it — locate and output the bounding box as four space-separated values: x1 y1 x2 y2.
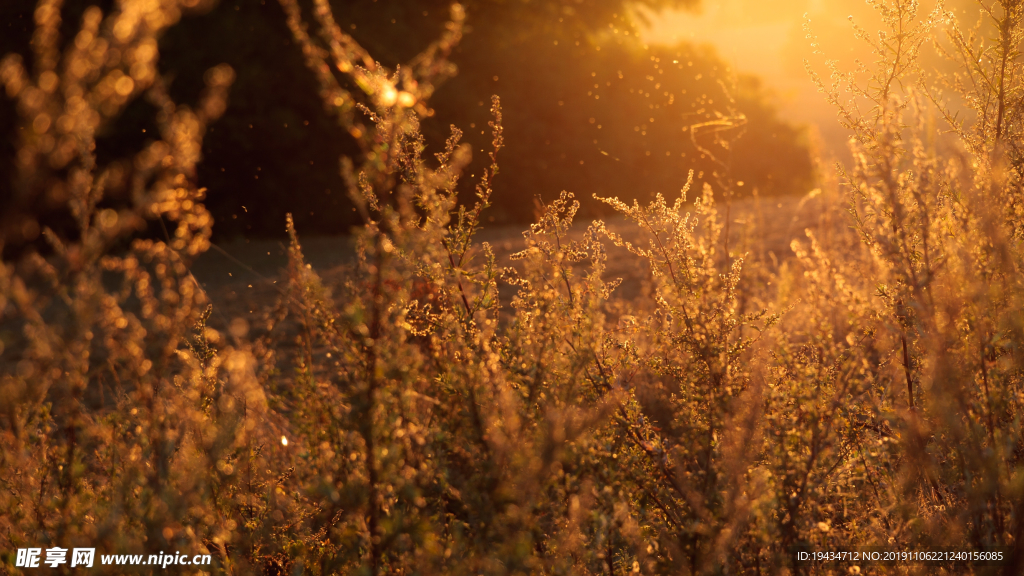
639 0 973 156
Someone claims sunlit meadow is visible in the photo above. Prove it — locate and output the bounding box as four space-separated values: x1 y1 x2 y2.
2 0 1024 574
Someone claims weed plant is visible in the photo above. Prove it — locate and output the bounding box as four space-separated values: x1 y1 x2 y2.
3 0 1024 574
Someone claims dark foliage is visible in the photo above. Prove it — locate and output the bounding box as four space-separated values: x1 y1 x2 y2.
1 0 810 242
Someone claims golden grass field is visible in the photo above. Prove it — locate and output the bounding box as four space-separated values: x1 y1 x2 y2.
4 0 1024 574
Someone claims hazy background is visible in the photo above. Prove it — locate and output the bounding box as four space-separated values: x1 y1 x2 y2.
641 0 977 157
4 0 983 249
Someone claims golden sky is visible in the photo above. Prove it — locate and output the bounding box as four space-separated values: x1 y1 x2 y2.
639 0 973 155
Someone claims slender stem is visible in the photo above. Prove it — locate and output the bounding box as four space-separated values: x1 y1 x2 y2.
364 236 385 576
901 333 914 409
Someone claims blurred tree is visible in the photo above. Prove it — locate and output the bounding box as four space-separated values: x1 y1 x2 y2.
2 0 811 240
331 0 811 223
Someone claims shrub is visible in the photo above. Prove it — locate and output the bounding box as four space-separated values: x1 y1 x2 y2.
0 0 253 569
3 0 1024 574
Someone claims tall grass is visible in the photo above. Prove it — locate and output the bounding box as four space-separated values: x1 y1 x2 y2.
2 0 1024 574
0 0 248 570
